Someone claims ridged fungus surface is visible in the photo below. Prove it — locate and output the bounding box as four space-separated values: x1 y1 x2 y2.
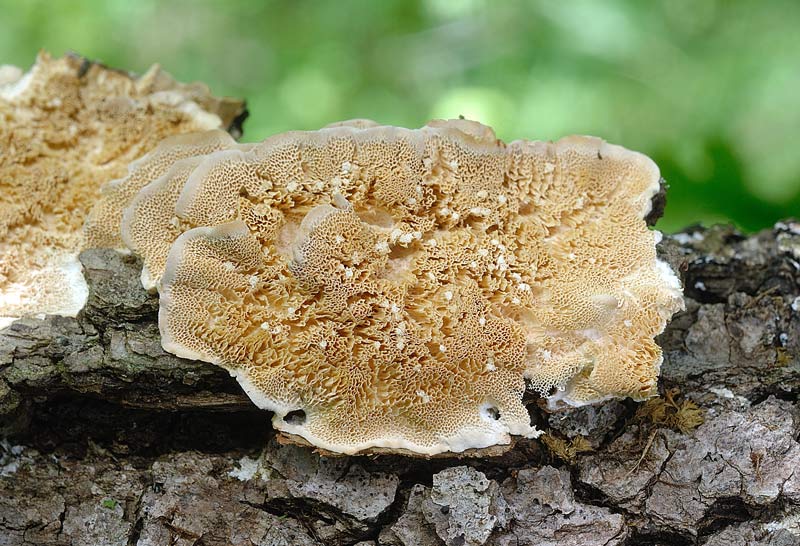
116 118 684 455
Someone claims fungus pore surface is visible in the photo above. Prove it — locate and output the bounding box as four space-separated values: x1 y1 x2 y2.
0 52 243 328
125 119 683 455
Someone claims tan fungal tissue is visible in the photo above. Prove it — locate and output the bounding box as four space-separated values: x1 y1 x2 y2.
105 118 684 456
0 52 244 328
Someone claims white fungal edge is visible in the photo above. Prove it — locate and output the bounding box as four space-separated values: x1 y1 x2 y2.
157 221 251 364
546 388 615 410
173 148 250 221
230 367 542 456
0 64 31 100
57 258 90 318
149 90 223 131
541 136 685 408
0 255 89 331
120 156 206 292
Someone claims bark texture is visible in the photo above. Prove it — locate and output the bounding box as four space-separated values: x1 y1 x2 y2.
1 220 799 546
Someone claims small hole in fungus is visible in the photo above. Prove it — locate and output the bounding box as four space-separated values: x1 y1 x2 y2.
486 406 501 421
283 409 306 426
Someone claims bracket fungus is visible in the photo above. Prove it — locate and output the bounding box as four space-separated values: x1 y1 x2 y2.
0 52 244 329
115 119 682 456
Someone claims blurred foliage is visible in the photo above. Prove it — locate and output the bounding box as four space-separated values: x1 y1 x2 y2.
1 0 798 232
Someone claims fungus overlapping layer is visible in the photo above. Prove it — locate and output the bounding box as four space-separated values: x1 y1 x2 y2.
120 119 684 455
0 52 244 328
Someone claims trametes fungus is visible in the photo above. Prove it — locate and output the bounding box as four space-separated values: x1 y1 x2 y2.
122 119 684 455
0 52 244 329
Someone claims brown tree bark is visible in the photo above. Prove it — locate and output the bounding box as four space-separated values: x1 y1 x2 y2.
1 217 799 545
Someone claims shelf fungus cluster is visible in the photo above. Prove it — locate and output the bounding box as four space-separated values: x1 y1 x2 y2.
0 52 244 328
98 118 684 456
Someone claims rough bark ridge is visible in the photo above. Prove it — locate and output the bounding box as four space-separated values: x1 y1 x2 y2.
1 219 799 545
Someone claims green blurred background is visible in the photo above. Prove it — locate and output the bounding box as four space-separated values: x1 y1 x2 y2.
2 0 798 232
